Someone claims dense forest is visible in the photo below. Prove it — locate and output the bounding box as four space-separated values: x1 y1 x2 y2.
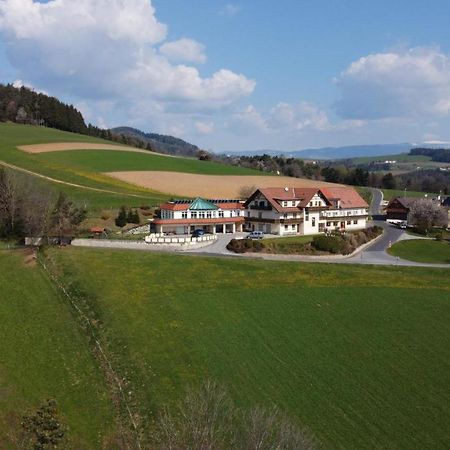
112 126 201 157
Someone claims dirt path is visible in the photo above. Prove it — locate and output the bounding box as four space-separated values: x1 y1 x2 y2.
0 160 151 198
106 171 340 198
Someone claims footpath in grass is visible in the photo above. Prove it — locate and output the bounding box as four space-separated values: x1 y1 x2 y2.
0 250 115 448
388 239 450 264
48 247 450 450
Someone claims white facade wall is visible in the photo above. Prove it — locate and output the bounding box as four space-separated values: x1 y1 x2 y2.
161 208 242 220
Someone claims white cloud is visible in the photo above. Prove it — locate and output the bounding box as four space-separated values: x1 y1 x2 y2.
269 102 330 131
0 0 254 108
195 120 215 135
335 47 450 120
160 38 206 64
219 3 241 17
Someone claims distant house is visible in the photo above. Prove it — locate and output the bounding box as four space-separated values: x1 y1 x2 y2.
243 186 368 236
153 197 244 235
385 197 418 221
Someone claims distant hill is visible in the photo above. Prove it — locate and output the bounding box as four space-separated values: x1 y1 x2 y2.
111 126 200 157
238 144 415 160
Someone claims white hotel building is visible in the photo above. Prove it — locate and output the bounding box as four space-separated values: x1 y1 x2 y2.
244 186 368 236
154 197 244 234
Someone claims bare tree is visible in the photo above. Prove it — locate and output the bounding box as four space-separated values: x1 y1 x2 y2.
156 381 235 450
238 185 257 200
0 168 22 236
240 407 315 450
409 198 448 233
155 381 315 450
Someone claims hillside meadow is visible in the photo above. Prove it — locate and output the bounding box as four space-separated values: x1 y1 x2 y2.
44 247 450 449
0 123 266 210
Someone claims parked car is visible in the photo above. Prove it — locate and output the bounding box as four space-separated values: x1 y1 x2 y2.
192 229 205 237
247 231 264 239
396 221 408 229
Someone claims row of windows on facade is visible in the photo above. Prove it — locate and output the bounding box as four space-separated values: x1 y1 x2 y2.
161 210 242 219
255 199 325 208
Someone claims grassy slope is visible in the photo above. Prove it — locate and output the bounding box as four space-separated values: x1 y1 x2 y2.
388 239 450 263
48 247 450 450
382 188 436 200
36 149 262 175
0 250 115 448
0 123 263 210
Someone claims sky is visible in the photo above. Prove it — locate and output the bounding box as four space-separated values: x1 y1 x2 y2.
1 0 450 152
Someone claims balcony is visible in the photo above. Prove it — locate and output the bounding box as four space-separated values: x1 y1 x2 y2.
249 205 272 211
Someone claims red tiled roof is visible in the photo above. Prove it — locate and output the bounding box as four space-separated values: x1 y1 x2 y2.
249 187 321 212
153 217 244 225
90 227 105 233
320 187 369 208
245 186 368 212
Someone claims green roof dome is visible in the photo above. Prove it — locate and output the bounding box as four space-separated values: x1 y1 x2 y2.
189 197 218 210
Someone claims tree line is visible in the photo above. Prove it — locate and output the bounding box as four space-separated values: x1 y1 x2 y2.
410 147 450 163
0 168 85 242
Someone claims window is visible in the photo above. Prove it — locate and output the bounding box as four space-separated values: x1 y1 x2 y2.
283 201 288 207
347 221 351 225
334 221 338 226
236 210 241 216
312 218 316 227
283 213 288 219
182 211 188 219
305 210 309 221
284 225 288 230
218 211 224 218
207 211 212 218
353 220 358 225
258 212 262 219
191 212 197 219
292 201 295 206
326 221 331 227
292 224 296 230
199 212 205 219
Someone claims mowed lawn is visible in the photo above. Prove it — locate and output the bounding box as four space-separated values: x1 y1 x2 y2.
48 247 450 449
388 239 450 264
0 250 115 448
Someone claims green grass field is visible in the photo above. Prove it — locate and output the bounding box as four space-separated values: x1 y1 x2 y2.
0 123 263 212
382 188 436 200
0 250 115 448
44 247 450 449
388 239 450 263
261 234 315 253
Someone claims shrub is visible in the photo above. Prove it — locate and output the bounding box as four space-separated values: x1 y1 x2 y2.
312 235 344 254
227 239 265 253
115 206 127 227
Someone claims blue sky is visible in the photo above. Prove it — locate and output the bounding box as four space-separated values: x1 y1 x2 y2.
1 0 450 152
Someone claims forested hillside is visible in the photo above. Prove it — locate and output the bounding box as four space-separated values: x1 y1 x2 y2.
111 126 201 157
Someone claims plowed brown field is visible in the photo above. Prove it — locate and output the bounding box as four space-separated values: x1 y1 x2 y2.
106 171 341 198
17 142 169 156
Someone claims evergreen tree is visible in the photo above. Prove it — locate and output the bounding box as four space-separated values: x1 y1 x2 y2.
115 206 127 227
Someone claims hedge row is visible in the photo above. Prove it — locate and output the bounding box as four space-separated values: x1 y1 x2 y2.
312 226 383 255
227 226 383 255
